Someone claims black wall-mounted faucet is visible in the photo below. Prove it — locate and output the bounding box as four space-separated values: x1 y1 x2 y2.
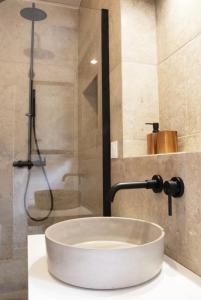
110 175 163 203
163 177 185 216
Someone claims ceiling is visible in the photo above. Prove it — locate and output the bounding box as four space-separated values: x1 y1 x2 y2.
41 0 81 8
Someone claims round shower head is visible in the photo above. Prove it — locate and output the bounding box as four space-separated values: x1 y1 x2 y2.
20 6 47 21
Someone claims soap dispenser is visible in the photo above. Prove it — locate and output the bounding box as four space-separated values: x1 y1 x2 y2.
146 123 159 155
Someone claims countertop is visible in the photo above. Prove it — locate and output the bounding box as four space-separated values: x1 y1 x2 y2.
28 234 201 300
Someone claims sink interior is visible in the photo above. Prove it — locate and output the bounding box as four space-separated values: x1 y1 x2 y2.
74 240 136 249
46 217 163 248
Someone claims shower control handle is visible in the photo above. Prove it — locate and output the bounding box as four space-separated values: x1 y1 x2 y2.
13 160 33 169
13 159 46 169
163 177 184 216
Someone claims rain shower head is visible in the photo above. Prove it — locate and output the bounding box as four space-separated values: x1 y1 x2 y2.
20 5 47 21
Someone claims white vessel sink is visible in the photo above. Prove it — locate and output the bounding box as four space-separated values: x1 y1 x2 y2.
45 217 164 289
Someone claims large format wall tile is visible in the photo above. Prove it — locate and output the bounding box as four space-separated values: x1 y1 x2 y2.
81 0 122 71
0 1 79 298
178 134 201 153
0 257 27 297
78 6 103 215
0 0 78 67
158 34 201 139
110 64 123 146
35 84 75 151
122 61 159 156
121 0 157 65
112 152 201 277
123 139 147 158
120 0 159 157
78 7 100 65
156 0 201 62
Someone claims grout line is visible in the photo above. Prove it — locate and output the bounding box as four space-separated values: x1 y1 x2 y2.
178 133 201 139
122 59 157 67
158 32 201 65
0 59 78 70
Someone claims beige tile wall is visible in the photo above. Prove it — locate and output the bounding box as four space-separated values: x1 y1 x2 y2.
26 3 79 227
81 0 122 71
81 0 159 159
119 0 201 156
112 153 201 277
0 2 28 298
78 6 103 215
81 0 123 157
111 0 201 279
157 0 201 152
156 0 201 63
120 0 159 157
0 0 79 298
78 0 123 212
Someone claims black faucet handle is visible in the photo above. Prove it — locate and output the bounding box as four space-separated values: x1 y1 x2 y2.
168 194 173 216
163 177 185 216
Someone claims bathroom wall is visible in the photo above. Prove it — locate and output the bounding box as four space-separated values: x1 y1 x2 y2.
27 5 80 233
0 0 78 298
157 0 201 152
120 0 201 157
112 0 201 278
78 0 122 211
112 153 201 277
26 2 80 232
0 1 29 297
120 0 159 157
80 0 123 157
78 7 103 215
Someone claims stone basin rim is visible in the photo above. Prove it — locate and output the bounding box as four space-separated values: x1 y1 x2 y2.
45 217 165 250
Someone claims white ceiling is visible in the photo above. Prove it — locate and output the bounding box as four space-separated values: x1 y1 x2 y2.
41 0 81 8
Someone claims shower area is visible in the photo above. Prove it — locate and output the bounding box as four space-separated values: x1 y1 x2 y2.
0 0 109 297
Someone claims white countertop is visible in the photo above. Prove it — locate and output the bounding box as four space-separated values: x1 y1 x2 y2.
28 234 201 300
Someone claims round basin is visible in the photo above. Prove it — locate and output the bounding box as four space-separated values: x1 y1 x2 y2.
45 217 164 289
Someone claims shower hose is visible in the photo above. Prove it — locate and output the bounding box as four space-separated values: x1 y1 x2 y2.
24 116 54 222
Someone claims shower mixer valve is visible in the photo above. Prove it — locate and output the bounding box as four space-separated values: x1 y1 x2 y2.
13 160 34 169
13 158 46 169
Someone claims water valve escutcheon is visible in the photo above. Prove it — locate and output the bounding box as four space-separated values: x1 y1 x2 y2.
163 177 184 216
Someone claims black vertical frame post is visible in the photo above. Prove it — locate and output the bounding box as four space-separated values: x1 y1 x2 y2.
101 9 111 216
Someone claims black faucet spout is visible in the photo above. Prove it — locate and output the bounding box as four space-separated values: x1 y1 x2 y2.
110 175 163 202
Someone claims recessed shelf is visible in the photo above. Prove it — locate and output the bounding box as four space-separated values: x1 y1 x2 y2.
32 149 74 156
33 80 73 87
